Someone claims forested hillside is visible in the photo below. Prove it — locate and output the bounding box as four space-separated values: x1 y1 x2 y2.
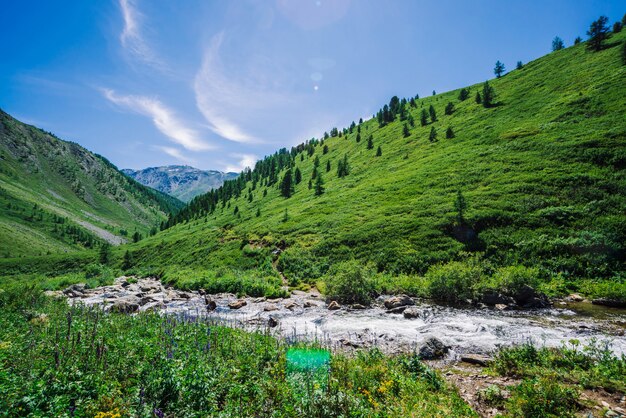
0 110 184 258
120 29 626 299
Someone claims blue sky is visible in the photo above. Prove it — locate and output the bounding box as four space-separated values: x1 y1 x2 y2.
1 1 624 171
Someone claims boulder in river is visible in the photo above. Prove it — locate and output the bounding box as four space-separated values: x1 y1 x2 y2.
228 299 247 310
512 285 550 308
109 300 139 314
481 290 515 306
418 337 449 360
327 301 341 310
204 296 217 311
403 307 420 319
592 298 626 309
384 295 415 309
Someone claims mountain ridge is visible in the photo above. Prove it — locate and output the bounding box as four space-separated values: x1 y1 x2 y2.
122 165 238 202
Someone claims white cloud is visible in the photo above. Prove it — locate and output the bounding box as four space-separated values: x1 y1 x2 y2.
194 33 293 144
102 88 213 151
223 153 258 173
153 146 196 165
119 0 164 69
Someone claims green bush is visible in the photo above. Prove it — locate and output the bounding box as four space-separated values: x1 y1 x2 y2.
324 260 376 305
426 261 483 303
481 265 541 294
506 378 579 418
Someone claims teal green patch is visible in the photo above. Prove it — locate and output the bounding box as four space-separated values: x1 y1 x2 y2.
286 348 331 372
286 348 331 405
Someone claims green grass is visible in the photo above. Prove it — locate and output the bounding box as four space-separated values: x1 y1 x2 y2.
0 287 476 417
102 31 626 300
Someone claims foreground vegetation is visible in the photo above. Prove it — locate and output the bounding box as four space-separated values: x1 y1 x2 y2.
0 287 475 417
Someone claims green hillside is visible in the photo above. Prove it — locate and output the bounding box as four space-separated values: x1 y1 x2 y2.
117 30 626 299
0 110 184 258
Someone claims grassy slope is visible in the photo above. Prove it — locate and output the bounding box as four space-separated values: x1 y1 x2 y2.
121 33 625 293
0 110 184 258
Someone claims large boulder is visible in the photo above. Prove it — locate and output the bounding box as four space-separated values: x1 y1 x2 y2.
592 298 626 309
109 300 139 314
204 296 217 311
512 285 550 308
481 290 515 306
63 283 87 298
327 301 341 310
228 299 247 310
418 337 449 360
403 307 420 319
384 295 415 309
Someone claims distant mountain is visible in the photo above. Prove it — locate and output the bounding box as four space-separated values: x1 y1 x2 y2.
0 109 184 258
122 166 238 202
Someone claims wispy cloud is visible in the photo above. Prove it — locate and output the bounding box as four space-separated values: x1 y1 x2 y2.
118 0 164 69
153 145 196 165
223 153 258 173
194 33 293 144
102 88 213 151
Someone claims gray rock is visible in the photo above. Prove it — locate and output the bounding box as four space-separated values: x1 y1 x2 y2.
482 290 515 306
109 300 139 313
384 295 415 309
304 301 318 308
284 300 298 310
403 307 420 319
327 301 341 310
386 306 408 314
592 298 626 309
418 337 449 360
264 304 278 312
204 296 217 311
350 303 367 310
228 299 247 310
461 354 493 367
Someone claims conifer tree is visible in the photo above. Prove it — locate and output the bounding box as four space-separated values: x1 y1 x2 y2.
407 113 415 127
458 88 469 101
326 160 331 172
494 60 505 78
475 91 482 104
313 155 320 168
552 36 565 51
587 16 610 52
356 133 361 142
314 173 325 196
323 144 329 154
367 135 374 150
256 208 261 217
294 167 302 184
429 126 437 142
403 123 410 138
308 179 312 189
516 61 523 69
613 22 623 33
446 127 455 139
420 108 429 126
482 81 495 108
574 36 582 45
376 146 382 156
280 169 294 198
121 250 134 270
444 102 454 115
429 105 437 122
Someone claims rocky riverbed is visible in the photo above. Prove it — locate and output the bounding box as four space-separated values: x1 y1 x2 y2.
51 277 626 357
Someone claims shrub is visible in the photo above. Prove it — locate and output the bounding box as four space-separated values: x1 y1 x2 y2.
426 261 483 303
324 260 376 305
482 265 541 294
506 378 579 418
